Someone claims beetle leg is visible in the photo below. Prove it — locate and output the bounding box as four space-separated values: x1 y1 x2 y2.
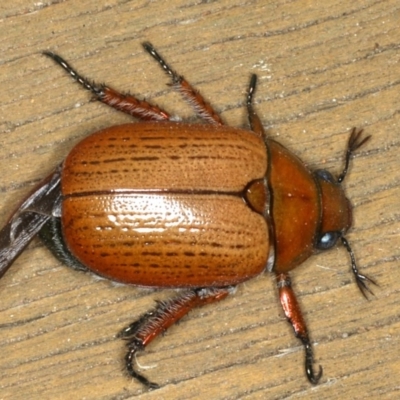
39 217 89 273
246 74 265 137
276 272 323 384
118 287 230 389
0 168 61 278
43 51 171 121
142 42 224 125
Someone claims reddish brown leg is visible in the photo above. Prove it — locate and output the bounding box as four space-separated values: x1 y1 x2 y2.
119 287 230 389
43 52 171 121
276 272 322 384
142 42 224 125
246 74 265 137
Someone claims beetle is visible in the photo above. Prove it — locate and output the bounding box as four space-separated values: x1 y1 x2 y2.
0 43 375 389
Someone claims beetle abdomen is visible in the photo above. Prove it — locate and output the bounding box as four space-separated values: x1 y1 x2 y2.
61 122 270 287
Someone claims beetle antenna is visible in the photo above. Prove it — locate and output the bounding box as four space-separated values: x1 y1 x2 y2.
340 236 377 298
338 128 371 183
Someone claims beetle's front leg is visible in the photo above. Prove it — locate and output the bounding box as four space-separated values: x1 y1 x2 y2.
276 272 322 384
119 287 230 389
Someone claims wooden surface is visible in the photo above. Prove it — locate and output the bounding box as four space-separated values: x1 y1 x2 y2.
0 1 399 399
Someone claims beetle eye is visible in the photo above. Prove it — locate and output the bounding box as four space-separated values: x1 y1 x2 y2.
317 231 341 250
315 169 335 183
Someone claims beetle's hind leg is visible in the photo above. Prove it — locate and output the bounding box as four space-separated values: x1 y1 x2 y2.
246 74 265 137
143 42 223 125
0 169 61 279
119 287 230 389
39 218 88 273
43 51 171 121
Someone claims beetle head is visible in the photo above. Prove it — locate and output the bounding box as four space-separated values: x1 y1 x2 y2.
314 169 352 251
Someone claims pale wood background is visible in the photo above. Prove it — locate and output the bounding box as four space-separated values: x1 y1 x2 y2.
0 1 399 399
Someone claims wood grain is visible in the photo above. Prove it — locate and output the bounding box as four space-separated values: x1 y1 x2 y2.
1 1 399 399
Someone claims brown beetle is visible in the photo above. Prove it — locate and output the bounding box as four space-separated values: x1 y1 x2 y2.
0 43 375 389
